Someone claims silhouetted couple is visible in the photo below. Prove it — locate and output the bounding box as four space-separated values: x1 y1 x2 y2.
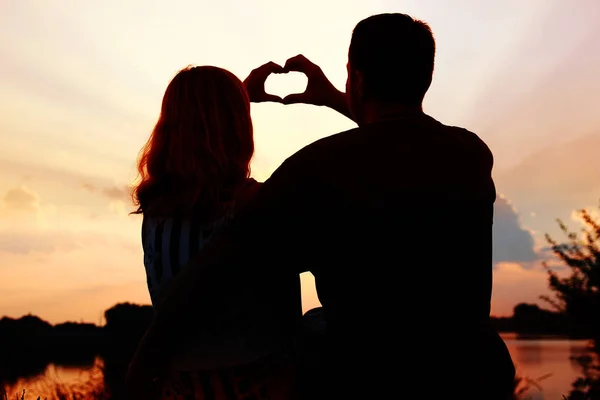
127 13 516 400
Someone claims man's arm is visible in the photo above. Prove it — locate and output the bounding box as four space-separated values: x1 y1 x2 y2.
319 87 353 122
126 149 320 394
151 163 313 333
281 54 355 123
242 56 354 122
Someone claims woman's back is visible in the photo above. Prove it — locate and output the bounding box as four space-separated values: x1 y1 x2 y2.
133 65 257 310
142 207 232 309
142 173 260 306
130 65 298 398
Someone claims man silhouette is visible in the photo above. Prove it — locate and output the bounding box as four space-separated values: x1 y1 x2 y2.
129 13 515 399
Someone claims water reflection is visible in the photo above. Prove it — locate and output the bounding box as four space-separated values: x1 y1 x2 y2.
2 358 104 400
501 333 593 399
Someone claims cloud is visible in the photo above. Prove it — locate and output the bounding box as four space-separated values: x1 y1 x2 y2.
3 186 40 212
102 185 131 202
491 262 556 316
489 196 578 315
493 194 537 265
0 157 137 219
0 185 111 254
570 204 600 225
82 182 96 192
0 230 90 255
81 182 133 211
0 185 44 230
494 133 600 239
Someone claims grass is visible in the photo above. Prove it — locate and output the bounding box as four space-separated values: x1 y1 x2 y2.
512 372 556 399
5 367 590 400
3 376 552 400
2 383 110 400
2 386 109 400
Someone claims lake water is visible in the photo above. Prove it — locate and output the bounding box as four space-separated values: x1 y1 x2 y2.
502 333 594 399
2 333 595 400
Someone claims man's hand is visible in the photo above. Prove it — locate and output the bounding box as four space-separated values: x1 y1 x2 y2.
243 61 285 103
281 54 341 107
125 330 169 400
125 357 160 400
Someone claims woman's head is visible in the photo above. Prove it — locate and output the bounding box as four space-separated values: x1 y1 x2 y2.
132 65 254 219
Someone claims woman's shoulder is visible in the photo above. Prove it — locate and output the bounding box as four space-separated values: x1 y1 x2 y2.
235 178 262 211
240 177 262 191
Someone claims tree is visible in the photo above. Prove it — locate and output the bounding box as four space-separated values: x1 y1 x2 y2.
542 205 600 399
542 207 600 339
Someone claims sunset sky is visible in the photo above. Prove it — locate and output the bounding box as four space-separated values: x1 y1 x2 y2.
1 0 599 324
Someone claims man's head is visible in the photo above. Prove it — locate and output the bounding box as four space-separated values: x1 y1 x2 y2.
346 13 436 123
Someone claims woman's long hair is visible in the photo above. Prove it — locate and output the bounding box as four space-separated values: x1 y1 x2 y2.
132 66 254 220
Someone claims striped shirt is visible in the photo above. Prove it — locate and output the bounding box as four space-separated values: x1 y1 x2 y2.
140 179 287 371
142 207 233 309
141 178 260 310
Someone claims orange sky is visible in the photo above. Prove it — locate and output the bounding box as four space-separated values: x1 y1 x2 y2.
0 0 599 323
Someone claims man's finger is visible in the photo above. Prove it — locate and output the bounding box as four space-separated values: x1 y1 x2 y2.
256 61 284 77
283 54 313 73
261 94 283 103
282 58 303 72
281 93 307 105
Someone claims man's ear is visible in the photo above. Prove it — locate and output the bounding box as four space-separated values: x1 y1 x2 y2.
354 70 365 100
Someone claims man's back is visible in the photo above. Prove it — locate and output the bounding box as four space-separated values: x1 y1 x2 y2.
262 113 492 319
296 113 494 327
232 113 511 396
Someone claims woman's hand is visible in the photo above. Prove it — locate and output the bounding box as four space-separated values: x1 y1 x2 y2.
243 61 285 103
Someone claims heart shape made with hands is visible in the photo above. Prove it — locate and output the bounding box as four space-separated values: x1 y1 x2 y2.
264 71 308 101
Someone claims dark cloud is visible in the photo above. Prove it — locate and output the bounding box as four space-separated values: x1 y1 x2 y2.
493 195 537 265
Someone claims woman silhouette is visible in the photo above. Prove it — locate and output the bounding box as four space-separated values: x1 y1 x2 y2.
131 64 297 400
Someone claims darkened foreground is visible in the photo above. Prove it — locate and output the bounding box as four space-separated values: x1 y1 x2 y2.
0 301 584 379
0 301 593 400
0 301 548 399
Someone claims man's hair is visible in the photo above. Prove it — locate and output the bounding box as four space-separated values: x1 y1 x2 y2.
349 13 436 106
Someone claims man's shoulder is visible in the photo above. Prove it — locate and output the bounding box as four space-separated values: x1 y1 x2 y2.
296 126 362 155
426 116 494 165
273 115 494 175
441 122 490 149
261 127 362 189
450 126 494 165
278 126 362 167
